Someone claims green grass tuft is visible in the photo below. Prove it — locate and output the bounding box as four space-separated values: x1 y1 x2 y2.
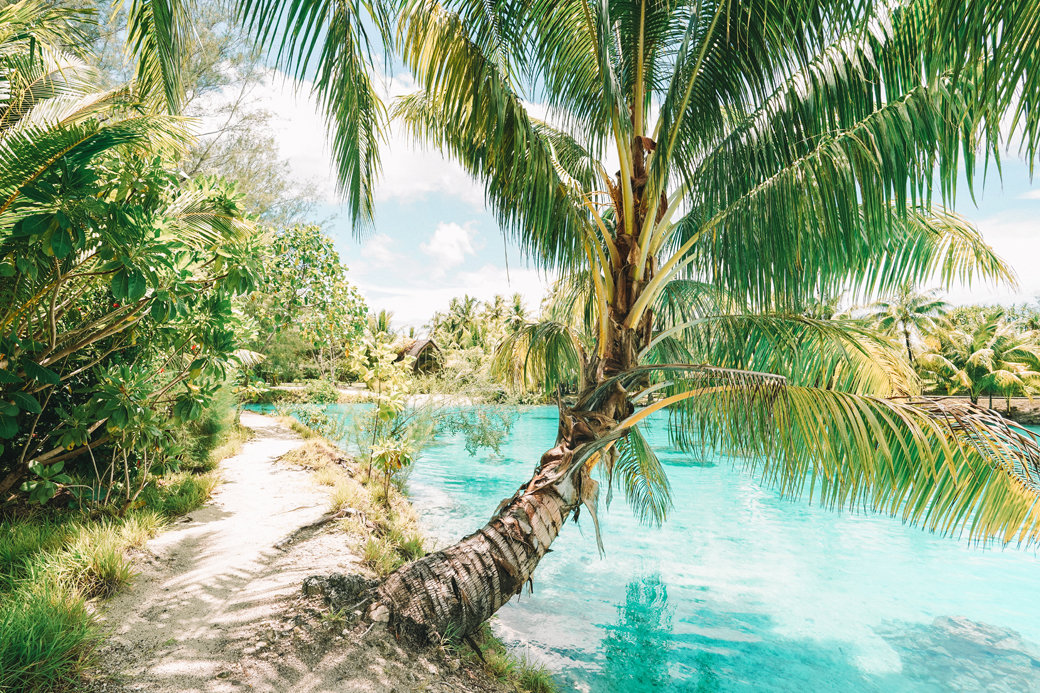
142 472 219 516
0 581 100 693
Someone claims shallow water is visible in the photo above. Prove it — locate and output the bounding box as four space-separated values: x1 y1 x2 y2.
281 404 1040 691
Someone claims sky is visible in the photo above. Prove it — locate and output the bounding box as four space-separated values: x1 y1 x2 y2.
210 68 1040 330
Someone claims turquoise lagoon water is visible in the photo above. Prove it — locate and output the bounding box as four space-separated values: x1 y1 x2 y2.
275 405 1040 691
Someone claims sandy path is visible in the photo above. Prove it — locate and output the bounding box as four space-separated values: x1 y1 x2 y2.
95 412 339 692
91 412 509 693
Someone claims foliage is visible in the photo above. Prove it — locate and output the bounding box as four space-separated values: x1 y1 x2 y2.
370 437 416 503
918 310 1040 405
0 2 263 506
303 380 341 404
437 408 519 456
245 224 367 383
866 283 950 364
427 293 531 392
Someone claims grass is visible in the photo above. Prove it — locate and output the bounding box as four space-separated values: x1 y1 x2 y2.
277 415 320 439
283 438 427 578
284 427 557 693
0 418 247 692
464 623 557 693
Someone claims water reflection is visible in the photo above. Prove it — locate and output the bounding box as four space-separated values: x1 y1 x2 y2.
601 575 675 691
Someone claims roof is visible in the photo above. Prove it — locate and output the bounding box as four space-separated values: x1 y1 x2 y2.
396 338 440 358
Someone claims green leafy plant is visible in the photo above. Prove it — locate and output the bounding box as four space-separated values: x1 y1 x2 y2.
370 437 416 505
19 461 73 505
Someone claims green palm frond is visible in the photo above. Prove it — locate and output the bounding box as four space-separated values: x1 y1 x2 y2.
163 181 255 247
928 0 1040 163
660 382 1040 546
125 0 190 112
238 0 388 226
491 320 585 395
644 313 920 397
651 278 735 330
0 53 96 132
606 424 672 527
0 0 91 58
395 2 589 267
0 114 190 225
542 271 598 338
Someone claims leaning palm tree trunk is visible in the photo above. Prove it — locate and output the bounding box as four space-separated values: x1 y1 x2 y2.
377 318 636 640
376 409 604 639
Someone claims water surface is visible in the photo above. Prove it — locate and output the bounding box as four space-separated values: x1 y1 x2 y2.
305 405 1040 691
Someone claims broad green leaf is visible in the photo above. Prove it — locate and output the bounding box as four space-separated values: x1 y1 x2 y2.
22 360 60 386
11 392 42 414
0 416 17 439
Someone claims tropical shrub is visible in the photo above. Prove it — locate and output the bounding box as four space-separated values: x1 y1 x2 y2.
244 224 368 383
0 8 262 501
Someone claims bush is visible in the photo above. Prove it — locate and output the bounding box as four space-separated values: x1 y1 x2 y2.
173 385 241 472
303 380 341 404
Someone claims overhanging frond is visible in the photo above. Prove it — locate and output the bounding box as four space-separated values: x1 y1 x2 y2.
491 320 585 394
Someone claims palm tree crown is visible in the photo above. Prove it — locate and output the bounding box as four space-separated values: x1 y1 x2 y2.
868 283 949 364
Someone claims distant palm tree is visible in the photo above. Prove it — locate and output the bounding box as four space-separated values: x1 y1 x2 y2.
506 293 528 333
868 284 949 365
918 311 1040 406
368 309 395 336
483 295 506 323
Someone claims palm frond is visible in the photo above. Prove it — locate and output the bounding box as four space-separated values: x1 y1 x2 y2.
491 320 585 395
125 0 190 112
238 0 387 226
666 384 1040 547
0 0 91 58
605 424 672 527
394 2 590 268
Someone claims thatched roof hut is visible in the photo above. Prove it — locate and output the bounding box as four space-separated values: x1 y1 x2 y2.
395 338 442 373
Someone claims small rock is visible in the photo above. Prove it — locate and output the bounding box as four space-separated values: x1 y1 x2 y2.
370 604 390 623
256 641 267 649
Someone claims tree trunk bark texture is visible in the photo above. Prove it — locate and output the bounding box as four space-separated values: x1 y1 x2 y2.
374 406 616 643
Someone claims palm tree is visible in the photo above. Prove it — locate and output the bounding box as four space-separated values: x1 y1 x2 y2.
368 309 396 336
919 311 1040 407
506 293 528 333
231 0 1040 643
867 284 949 365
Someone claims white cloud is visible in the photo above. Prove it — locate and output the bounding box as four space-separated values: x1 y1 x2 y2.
420 221 479 274
1018 189 1040 200
188 68 486 209
944 210 1040 304
359 233 399 267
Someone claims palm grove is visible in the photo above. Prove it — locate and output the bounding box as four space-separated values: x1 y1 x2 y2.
7 0 1040 670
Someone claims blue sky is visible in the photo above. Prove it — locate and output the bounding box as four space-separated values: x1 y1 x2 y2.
210 69 1040 330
